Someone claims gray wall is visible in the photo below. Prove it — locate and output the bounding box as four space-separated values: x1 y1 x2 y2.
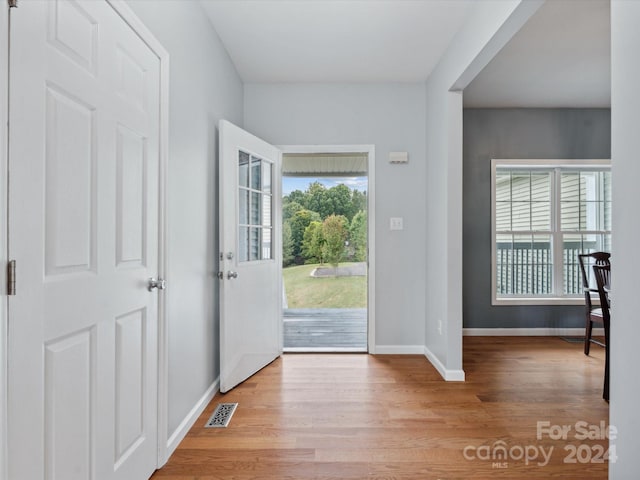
463 108 611 329
127 0 244 438
245 83 427 349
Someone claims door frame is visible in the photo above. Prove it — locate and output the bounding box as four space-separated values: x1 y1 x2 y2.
0 1 171 476
279 144 376 353
1 3 9 478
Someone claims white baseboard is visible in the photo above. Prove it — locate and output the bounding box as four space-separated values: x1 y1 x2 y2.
423 346 465 382
463 327 605 336
165 378 219 460
284 347 367 353
374 345 424 354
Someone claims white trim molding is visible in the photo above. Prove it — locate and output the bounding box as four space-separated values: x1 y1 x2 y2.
1 3 9 479
164 379 219 464
464 327 605 337
423 346 465 382
374 345 424 355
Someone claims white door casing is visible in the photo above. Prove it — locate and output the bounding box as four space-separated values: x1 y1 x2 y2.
7 1 165 479
219 120 282 393
0 3 8 479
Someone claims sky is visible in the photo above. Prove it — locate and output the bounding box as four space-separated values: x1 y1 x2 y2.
282 176 368 196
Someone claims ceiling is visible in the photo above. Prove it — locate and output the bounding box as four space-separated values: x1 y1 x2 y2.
465 0 610 107
200 0 473 83
200 0 611 107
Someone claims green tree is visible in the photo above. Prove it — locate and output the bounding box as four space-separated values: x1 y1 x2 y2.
282 220 295 266
283 181 367 264
322 214 348 268
324 184 354 220
349 210 367 262
283 200 303 221
302 183 357 220
351 190 367 218
305 182 327 216
286 189 307 207
289 209 321 259
301 221 324 263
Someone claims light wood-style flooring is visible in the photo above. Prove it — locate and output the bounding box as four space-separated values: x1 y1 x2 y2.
152 337 609 479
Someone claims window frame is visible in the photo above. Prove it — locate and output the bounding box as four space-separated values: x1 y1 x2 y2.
237 149 274 264
491 159 611 306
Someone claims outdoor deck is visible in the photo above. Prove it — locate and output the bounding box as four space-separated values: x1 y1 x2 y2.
283 308 367 352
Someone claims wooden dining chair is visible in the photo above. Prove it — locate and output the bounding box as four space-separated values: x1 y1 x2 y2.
578 252 610 355
593 264 611 402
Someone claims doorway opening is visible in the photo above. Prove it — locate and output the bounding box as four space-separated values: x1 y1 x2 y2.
280 147 375 352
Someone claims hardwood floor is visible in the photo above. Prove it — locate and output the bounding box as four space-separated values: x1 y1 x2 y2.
152 337 610 479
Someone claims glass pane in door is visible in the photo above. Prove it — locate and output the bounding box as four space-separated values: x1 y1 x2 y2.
239 151 249 187
238 152 273 262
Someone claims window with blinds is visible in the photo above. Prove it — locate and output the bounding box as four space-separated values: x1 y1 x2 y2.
492 159 611 304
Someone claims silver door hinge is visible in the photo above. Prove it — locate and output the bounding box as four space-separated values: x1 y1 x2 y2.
7 260 16 296
8 0 18 8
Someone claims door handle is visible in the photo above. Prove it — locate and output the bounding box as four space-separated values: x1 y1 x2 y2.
148 277 166 291
227 271 238 280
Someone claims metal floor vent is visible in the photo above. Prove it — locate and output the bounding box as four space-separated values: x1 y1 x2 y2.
205 403 238 428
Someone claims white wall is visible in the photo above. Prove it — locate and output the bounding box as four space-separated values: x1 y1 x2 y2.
126 0 243 446
244 83 426 351
610 1 640 477
423 0 542 378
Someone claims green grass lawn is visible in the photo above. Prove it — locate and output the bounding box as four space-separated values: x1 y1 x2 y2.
283 263 367 308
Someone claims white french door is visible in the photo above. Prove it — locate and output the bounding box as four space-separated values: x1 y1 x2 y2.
7 1 163 479
219 120 282 393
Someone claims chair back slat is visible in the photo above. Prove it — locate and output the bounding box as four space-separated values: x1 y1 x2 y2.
578 252 611 291
593 264 611 322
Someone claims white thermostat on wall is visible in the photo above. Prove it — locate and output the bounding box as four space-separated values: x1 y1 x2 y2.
389 151 409 164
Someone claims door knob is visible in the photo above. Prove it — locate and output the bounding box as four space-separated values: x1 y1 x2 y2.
227 271 238 280
148 277 166 291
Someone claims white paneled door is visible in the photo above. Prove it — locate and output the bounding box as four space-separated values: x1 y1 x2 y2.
219 120 282 393
8 1 162 479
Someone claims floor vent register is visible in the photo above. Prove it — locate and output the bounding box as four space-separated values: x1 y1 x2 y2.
205 403 238 428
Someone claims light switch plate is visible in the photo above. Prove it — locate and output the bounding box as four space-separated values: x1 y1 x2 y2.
390 217 404 231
